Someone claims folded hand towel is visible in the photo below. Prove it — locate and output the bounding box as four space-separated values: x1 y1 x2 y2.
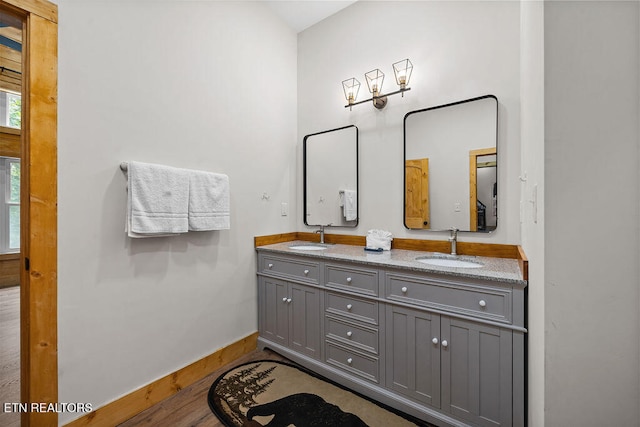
342 189 357 221
126 161 189 238
188 170 230 231
366 229 393 250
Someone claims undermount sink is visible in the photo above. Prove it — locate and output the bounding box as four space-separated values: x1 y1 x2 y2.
416 256 483 269
289 244 328 251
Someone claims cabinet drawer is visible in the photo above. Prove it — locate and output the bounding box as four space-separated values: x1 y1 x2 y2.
261 255 319 284
326 264 378 296
325 292 379 325
326 316 379 354
386 274 512 323
325 342 379 383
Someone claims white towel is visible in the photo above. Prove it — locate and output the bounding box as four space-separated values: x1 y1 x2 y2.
188 170 230 231
366 229 393 250
126 161 189 238
342 189 357 221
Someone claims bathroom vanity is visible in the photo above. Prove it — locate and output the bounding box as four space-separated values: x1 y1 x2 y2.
256 240 526 427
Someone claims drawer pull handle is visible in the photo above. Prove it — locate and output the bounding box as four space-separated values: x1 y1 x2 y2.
347 358 353 365
479 300 486 307
346 304 353 310
347 331 353 337
401 286 408 293
442 340 448 348
268 263 274 269
432 337 439 345
346 277 352 283
286 298 292 304
304 269 310 275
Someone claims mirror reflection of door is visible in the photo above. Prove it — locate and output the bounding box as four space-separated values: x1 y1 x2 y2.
404 95 497 232
469 148 496 231
405 158 430 229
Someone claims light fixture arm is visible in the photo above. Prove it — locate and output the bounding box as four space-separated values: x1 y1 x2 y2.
344 87 411 109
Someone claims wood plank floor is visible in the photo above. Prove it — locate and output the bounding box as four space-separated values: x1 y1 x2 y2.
0 285 20 427
118 348 289 427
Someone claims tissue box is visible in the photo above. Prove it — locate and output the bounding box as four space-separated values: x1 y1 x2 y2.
366 229 393 251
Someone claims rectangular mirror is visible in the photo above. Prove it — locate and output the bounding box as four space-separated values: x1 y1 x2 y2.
304 125 358 227
404 95 498 232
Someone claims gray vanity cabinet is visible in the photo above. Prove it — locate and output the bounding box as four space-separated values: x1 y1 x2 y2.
259 277 321 359
440 317 513 427
386 307 513 427
257 254 322 360
386 305 441 408
256 248 526 427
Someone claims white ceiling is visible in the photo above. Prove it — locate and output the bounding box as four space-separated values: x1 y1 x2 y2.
264 1 357 33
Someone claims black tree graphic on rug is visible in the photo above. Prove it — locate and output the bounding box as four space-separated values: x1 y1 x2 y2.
246 393 369 427
213 363 276 425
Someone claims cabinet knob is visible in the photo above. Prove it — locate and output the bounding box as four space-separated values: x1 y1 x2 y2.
268 263 274 269
346 304 353 310
479 299 486 307
401 286 408 293
282 297 287 302
304 269 310 275
346 277 352 283
286 298 292 303
442 340 448 348
347 331 353 337
432 337 439 345
347 358 353 365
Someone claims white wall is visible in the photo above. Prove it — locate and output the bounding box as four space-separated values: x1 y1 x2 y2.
298 1 521 244
56 1 297 424
519 1 545 425
544 1 640 425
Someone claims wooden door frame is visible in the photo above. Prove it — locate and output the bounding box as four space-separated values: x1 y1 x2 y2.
0 0 58 426
469 147 496 231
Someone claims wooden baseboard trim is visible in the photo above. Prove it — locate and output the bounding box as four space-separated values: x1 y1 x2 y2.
64 332 259 427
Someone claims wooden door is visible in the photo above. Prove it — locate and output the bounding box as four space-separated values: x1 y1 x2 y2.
405 158 430 229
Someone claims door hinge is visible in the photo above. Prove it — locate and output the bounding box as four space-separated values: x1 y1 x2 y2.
25 257 29 271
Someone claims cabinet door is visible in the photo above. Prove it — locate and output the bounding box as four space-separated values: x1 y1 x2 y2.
441 317 513 427
289 283 321 359
259 277 289 347
386 305 441 408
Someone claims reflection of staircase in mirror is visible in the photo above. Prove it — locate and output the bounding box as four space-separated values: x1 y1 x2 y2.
405 158 430 229
469 147 497 231
476 200 486 231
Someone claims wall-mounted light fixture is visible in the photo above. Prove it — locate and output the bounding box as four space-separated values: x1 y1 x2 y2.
343 59 413 110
